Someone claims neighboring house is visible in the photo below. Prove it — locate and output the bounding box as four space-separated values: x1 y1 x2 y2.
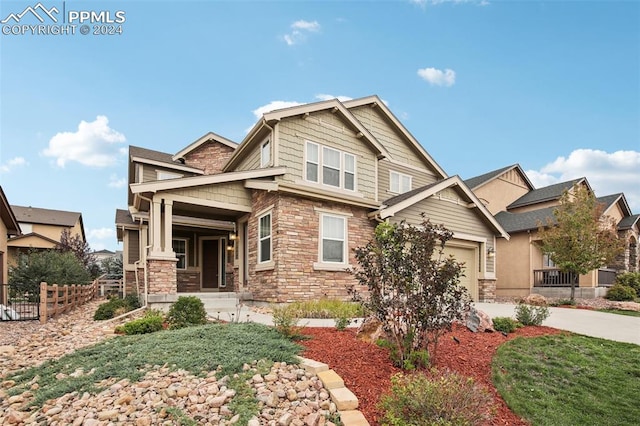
0 187 21 304
92 249 119 264
466 165 639 298
116 96 509 307
7 205 86 265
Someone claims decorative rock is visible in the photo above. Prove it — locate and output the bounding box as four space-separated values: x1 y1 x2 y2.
524 294 548 306
356 316 386 343
466 308 494 333
278 412 294 426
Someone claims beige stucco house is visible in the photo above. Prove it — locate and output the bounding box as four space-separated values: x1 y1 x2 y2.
7 205 86 266
466 165 639 298
116 96 509 307
0 187 21 305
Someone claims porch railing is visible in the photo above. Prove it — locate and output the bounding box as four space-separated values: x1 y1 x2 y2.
533 269 577 287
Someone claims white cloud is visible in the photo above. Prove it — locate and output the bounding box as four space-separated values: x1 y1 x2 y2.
292 20 320 32
88 227 115 240
526 149 640 213
314 94 353 102
0 156 27 173
252 101 304 119
283 20 321 46
108 174 126 188
42 115 126 167
417 67 456 87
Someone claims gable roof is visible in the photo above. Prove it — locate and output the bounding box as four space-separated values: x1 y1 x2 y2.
618 214 640 231
495 206 557 233
172 131 238 162
597 193 632 217
115 208 136 226
507 177 590 210
12 205 81 227
343 96 448 179
7 232 60 246
129 146 204 174
131 167 287 194
464 164 534 191
376 175 509 239
0 186 20 235
225 98 390 172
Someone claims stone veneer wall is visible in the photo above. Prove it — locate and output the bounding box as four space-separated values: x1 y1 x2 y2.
183 142 235 175
247 191 375 302
147 258 177 294
478 279 496 303
177 271 200 292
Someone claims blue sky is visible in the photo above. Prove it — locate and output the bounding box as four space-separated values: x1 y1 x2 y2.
1 0 638 251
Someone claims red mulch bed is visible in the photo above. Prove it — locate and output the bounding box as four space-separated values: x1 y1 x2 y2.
300 324 563 425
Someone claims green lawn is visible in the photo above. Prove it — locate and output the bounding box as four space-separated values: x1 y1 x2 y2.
597 308 640 317
6 322 301 418
492 334 640 426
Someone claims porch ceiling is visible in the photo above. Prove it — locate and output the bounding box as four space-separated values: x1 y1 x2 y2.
173 202 245 221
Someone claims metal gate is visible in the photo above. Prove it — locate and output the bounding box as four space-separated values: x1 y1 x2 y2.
0 283 40 321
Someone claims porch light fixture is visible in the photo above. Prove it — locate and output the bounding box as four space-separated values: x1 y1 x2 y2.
487 247 495 258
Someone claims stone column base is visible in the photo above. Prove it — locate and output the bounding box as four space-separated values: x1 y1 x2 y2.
147 257 178 296
478 279 496 302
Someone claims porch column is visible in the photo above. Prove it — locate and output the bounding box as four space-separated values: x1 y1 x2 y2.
163 199 174 254
151 198 162 255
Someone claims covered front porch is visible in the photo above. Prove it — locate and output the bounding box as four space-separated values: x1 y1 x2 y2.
129 176 261 308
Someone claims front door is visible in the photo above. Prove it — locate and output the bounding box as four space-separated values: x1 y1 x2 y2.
202 240 219 289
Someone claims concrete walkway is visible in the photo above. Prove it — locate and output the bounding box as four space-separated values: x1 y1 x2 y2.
475 303 640 345
216 302 640 346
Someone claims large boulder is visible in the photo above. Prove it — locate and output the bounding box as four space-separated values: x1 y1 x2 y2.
356 316 387 343
466 308 494 333
523 294 548 306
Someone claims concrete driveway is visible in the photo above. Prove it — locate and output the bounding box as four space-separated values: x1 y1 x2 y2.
475 302 640 345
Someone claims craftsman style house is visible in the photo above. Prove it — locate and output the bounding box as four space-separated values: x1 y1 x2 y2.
116 96 509 307
6 205 86 266
466 165 639 298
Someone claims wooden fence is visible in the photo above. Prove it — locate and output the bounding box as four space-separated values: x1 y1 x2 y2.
39 280 98 324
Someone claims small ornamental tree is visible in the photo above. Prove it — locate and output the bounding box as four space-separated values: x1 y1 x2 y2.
55 228 96 273
537 186 625 301
351 217 471 368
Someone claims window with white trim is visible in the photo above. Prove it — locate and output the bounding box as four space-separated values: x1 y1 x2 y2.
158 170 183 180
390 171 412 194
321 214 347 264
258 212 272 263
172 239 187 269
305 141 356 191
260 139 271 167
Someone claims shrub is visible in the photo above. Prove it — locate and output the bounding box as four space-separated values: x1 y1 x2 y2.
334 315 350 331
166 296 208 329
605 284 637 301
615 272 640 297
378 369 494 426
93 294 141 321
553 298 576 306
119 310 164 335
272 305 303 339
492 317 522 334
515 304 550 326
351 219 471 368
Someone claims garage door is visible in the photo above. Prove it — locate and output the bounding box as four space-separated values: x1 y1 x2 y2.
442 244 478 301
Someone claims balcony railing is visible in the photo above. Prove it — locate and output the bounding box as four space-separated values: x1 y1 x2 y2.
534 268 617 287
533 269 577 287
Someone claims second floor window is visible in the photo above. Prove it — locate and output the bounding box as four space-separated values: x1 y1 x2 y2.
261 139 271 167
390 171 412 194
157 170 183 180
305 141 356 191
